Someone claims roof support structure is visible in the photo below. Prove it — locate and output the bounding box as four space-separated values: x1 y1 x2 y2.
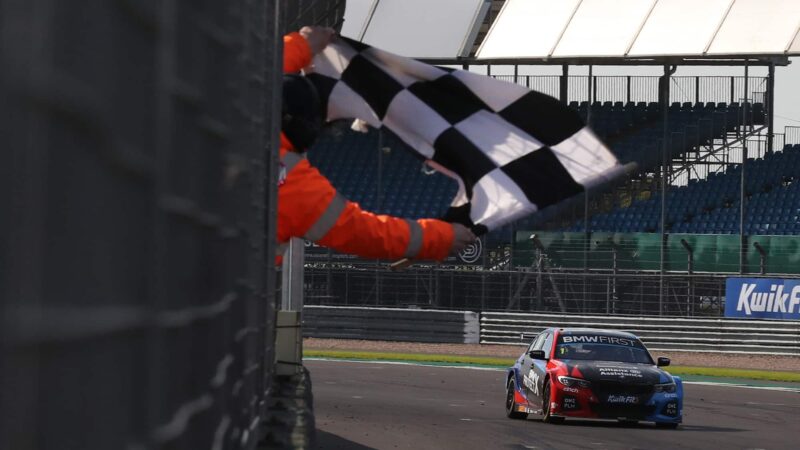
419 56 790 67
659 64 676 316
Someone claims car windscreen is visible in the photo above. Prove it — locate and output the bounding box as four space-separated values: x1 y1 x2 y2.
555 334 653 364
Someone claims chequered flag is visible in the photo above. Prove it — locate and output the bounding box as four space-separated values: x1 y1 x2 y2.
308 37 628 235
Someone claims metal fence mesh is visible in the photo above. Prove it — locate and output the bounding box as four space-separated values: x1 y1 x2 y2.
304 262 731 317
0 1 341 449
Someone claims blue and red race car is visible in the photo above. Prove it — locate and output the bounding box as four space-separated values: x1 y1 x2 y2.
505 328 682 428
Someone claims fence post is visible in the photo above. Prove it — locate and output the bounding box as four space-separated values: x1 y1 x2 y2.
429 266 435 305
587 66 593 124
584 66 594 312
531 234 544 311
659 65 676 316
626 75 631 104
611 244 618 314
753 241 766 275
278 238 305 376
767 63 775 153
680 239 694 315
740 63 749 274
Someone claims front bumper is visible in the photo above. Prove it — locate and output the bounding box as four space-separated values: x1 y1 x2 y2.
547 383 682 423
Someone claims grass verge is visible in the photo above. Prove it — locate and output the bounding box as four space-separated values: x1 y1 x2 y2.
304 350 800 383
665 366 800 383
303 350 512 367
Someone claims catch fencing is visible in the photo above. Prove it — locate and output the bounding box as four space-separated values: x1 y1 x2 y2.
304 262 794 318
0 1 344 449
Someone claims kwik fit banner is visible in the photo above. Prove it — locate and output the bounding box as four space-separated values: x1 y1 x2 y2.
725 278 800 320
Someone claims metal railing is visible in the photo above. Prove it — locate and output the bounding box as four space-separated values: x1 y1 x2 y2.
480 311 800 355
491 75 768 106
303 305 480 343
787 126 800 146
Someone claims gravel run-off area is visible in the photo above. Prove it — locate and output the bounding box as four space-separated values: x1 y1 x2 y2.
304 338 800 372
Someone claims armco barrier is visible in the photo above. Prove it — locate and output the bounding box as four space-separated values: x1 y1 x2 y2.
303 306 480 344
481 312 800 355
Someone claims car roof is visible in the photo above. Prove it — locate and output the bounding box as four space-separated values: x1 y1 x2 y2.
552 327 639 339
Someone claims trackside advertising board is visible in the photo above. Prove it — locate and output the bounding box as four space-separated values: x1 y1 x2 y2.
725 278 800 320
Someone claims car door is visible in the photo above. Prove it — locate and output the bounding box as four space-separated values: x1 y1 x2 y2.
521 331 548 406
519 333 543 398
530 331 554 407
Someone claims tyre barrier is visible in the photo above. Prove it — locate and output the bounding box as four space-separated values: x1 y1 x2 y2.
260 367 315 449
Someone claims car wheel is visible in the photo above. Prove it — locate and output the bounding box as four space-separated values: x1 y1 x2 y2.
505 378 528 419
541 379 564 424
656 422 679 429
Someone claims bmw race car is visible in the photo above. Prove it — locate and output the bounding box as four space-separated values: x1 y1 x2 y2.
505 328 682 428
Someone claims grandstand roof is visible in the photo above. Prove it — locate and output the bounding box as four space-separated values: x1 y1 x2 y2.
476 0 800 64
341 0 489 58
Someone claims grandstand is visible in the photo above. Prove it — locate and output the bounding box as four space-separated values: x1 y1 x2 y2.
304 0 800 317
310 81 785 235
580 143 800 235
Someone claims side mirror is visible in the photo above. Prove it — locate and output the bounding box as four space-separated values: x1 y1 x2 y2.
657 357 670 367
528 350 546 360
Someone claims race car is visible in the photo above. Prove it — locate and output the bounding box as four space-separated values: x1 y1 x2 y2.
504 327 682 428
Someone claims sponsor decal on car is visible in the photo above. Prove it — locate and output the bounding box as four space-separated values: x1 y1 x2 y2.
562 386 579 394
562 397 578 410
597 366 644 378
523 369 540 396
607 395 639 404
560 335 640 347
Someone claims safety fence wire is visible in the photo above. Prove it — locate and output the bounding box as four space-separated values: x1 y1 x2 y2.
1 1 278 449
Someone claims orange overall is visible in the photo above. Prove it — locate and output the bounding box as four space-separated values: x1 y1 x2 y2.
277 33 454 261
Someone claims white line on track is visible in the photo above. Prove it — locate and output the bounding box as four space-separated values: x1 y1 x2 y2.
306 358 800 393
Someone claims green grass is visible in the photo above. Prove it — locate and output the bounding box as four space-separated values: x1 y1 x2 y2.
304 350 800 383
665 366 800 383
303 350 513 367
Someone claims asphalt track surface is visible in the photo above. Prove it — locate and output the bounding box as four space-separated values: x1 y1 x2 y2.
308 359 800 450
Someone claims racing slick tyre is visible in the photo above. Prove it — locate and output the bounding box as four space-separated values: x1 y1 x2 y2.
656 422 679 429
541 379 564 424
506 379 528 419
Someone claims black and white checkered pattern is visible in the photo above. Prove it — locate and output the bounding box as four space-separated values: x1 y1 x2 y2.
308 37 626 234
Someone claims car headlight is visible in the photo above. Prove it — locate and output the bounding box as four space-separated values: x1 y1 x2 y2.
654 382 677 393
557 376 591 388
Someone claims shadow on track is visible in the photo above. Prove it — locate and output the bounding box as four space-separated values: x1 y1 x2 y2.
315 430 377 450
543 419 742 433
